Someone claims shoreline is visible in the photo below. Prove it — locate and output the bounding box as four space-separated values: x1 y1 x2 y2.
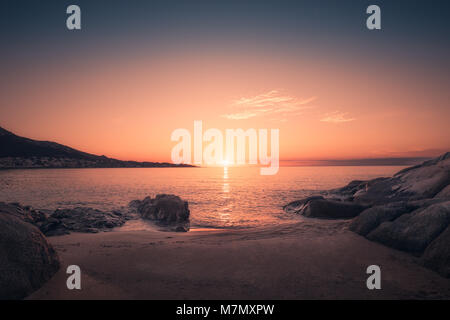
0 164 409 171
0 165 197 170
28 219 450 300
2 153 449 299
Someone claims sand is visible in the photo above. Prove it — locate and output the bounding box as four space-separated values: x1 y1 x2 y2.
28 219 450 300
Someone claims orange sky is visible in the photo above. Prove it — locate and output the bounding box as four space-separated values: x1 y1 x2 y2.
1 1 449 163
1 46 449 162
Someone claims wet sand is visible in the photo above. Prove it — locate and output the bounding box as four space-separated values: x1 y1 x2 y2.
28 219 450 299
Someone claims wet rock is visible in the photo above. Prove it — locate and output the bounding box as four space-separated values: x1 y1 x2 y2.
367 201 450 254
0 202 48 225
420 226 450 278
0 211 59 299
129 194 190 232
285 197 367 219
283 196 325 214
41 207 128 236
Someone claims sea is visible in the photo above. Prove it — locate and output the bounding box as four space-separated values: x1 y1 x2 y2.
0 166 405 229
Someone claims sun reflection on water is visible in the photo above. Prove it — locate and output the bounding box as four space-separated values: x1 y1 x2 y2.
219 166 232 225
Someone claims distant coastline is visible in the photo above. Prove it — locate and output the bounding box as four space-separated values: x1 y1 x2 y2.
0 125 440 169
280 157 431 167
0 159 194 170
0 126 194 169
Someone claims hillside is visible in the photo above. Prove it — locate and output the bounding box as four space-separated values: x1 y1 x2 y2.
0 126 192 169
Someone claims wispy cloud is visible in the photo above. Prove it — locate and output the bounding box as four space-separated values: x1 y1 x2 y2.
222 90 316 121
320 111 355 123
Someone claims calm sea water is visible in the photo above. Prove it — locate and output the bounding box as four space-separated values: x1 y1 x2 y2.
0 166 404 228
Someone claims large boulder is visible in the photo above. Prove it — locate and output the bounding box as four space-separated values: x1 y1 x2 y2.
129 194 190 232
285 197 367 219
420 226 450 278
367 201 450 253
0 212 60 299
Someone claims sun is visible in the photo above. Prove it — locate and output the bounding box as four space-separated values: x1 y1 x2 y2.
220 160 231 167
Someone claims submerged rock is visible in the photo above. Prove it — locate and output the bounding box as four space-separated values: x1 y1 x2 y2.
129 194 190 232
0 210 59 299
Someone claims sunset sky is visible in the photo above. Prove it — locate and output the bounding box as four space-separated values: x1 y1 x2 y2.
1 0 449 162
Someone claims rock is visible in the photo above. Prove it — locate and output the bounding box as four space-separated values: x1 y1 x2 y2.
0 202 48 225
285 197 367 219
367 201 450 254
327 153 450 206
435 184 450 198
283 196 325 213
0 212 59 299
420 226 450 278
129 194 190 232
333 180 366 197
0 202 127 236
331 178 390 202
40 207 128 236
284 153 450 277
350 202 417 236
128 199 141 209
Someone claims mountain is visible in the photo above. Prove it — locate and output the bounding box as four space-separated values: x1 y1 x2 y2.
0 126 192 169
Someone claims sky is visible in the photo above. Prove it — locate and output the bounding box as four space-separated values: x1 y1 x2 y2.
0 0 449 162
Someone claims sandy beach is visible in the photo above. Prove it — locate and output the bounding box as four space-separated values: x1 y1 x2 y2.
28 219 450 300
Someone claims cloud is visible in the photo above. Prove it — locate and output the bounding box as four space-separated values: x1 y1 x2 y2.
320 111 355 123
222 90 316 121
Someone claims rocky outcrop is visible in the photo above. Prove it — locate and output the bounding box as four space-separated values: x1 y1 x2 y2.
1 196 190 236
349 201 416 236
421 226 450 278
366 201 450 253
283 196 325 213
0 202 131 237
0 193 189 298
284 196 367 219
435 185 450 198
129 194 190 232
0 202 49 225
284 152 450 277
0 208 60 299
40 207 131 236
334 152 450 205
